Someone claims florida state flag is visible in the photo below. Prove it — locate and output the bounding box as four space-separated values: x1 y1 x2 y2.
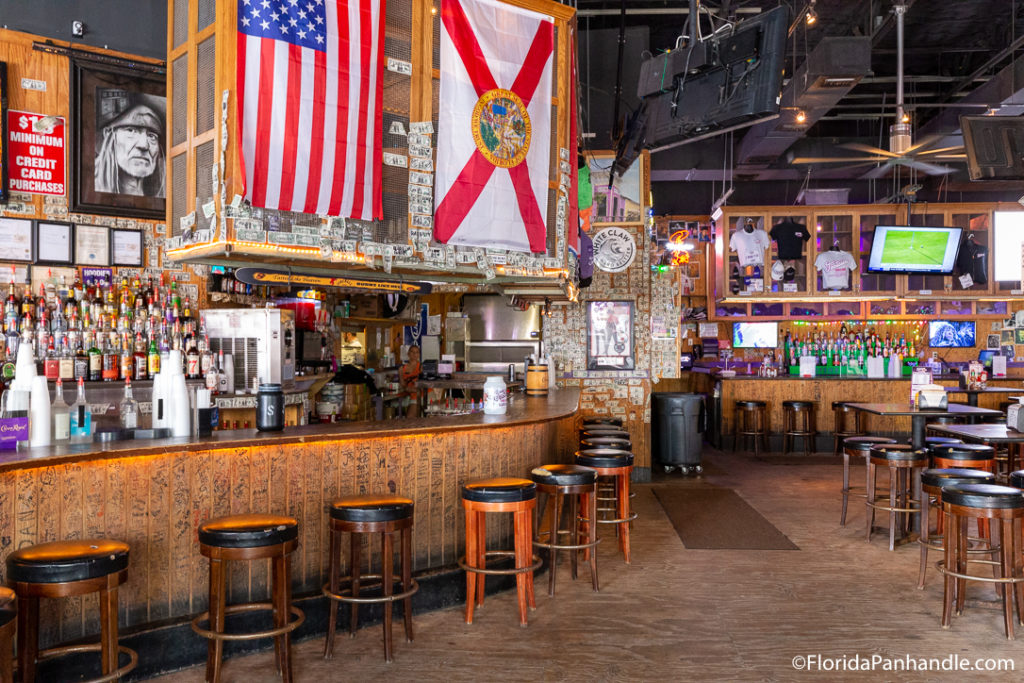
434 0 553 253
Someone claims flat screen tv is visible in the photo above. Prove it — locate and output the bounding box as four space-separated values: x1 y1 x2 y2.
928 320 976 348
866 225 963 274
732 322 778 349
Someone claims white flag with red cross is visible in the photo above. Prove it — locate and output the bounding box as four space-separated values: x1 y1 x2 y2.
433 0 553 253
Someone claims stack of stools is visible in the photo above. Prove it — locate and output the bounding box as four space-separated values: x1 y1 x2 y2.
530 464 600 595
782 400 817 456
917 468 995 589
323 495 418 662
582 417 623 429
938 483 1024 638
0 587 13 682
580 435 631 450
832 401 863 455
733 400 769 455
460 478 541 626
575 448 636 564
840 436 897 527
6 539 136 683
866 444 929 551
192 514 304 683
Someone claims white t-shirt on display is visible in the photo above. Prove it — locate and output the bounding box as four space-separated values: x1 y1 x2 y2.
729 228 770 267
814 249 858 289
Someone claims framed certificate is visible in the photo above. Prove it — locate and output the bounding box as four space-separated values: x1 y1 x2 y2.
110 228 143 266
74 224 110 266
0 218 34 262
34 220 74 264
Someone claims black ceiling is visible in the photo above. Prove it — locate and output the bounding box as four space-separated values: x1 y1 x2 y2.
576 0 1024 211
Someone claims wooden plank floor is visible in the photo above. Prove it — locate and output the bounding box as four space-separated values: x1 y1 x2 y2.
152 447 1023 681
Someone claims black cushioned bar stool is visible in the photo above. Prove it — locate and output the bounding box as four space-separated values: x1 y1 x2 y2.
461 479 540 626
733 400 769 455
866 444 929 551
575 449 636 564
580 436 631 450
580 428 630 441
323 495 418 662
193 515 304 683
582 417 623 428
917 468 996 590
1010 470 1024 489
782 400 817 456
930 443 998 539
832 401 864 455
939 484 1024 639
530 465 600 596
840 436 897 527
918 436 964 448
0 587 15 683
7 539 135 683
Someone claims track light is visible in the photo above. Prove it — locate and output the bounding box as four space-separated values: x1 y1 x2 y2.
806 1 817 25
900 112 910 124
795 110 807 124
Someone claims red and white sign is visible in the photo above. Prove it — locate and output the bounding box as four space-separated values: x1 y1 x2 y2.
6 110 66 196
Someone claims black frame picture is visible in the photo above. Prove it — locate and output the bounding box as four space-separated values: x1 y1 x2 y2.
70 57 166 219
74 224 111 267
586 300 636 371
0 61 8 205
0 217 34 262
34 220 74 264
110 228 144 266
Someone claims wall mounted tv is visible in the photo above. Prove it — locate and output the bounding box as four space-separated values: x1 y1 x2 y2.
928 320 976 348
732 322 778 349
865 225 963 274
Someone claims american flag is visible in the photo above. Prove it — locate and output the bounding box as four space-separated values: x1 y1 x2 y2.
237 0 384 220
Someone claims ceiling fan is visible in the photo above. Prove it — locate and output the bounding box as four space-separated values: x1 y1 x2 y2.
790 3 966 179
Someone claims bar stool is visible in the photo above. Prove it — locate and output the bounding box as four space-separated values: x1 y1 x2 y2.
925 416 964 437
323 495 418 662
530 464 600 596
575 448 636 564
460 478 540 626
583 417 623 428
917 468 995 590
930 443 997 473
866 444 929 551
782 400 817 456
0 587 15 683
915 436 963 448
192 514 304 683
733 400 769 455
580 436 631 450
840 436 897 527
939 484 1024 638
1011 470 1024 489
580 428 629 441
832 401 863 455
6 539 136 683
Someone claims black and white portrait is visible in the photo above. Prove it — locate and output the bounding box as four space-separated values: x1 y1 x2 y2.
93 89 165 198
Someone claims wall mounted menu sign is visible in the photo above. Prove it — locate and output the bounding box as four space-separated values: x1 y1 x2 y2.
232 267 433 294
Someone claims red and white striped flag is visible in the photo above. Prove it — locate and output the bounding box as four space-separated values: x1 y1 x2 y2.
237 0 384 220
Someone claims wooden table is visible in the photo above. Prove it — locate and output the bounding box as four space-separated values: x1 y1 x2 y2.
845 403 1002 450
923 423 1024 473
943 386 1022 407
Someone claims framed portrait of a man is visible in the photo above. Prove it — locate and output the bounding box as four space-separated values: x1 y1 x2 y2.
70 57 166 219
586 300 635 371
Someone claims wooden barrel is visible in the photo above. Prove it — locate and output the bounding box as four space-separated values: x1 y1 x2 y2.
526 364 549 396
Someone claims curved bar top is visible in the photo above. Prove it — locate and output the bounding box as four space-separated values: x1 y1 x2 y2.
0 388 581 473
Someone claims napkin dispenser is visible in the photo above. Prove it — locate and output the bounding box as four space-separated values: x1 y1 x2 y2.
915 384 949 410
1008 402 1024 432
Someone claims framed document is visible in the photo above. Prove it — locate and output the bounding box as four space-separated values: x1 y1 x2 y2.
0 218 34 262
586 300 636 371
74 224 110 266
110 228 143 266
34 220 74 264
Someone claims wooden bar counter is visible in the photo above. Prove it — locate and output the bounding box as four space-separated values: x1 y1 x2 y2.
0 389 579 658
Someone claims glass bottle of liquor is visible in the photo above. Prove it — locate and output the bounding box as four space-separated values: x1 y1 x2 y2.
88 332 102 381
102 334 119 382
185 335 200 379
69 376 92 443
51 377 71 444
205 347 220 394
133 333 148 381
43 337 59 380
147 336 161 377
119 334 133 381
199 335 213 377
73 335 89 380
119 377 138 429
59 336 75 382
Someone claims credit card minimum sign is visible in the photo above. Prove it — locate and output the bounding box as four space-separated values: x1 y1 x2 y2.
7 110 66 196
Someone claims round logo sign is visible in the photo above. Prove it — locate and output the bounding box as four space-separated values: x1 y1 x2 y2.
592 227 637 273
471 89 531 168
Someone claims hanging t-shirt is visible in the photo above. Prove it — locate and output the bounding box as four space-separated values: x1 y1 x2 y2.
729 228 770 267
769 220 811 260
815 249 858 289
956 239 988 285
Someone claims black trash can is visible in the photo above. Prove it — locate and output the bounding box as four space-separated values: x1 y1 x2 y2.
651 392 705 473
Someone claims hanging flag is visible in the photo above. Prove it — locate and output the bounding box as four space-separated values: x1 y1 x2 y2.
434 0 553 253
237 0 384 220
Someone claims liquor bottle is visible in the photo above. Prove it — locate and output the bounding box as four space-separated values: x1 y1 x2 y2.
120 334 133 381
73 336 89 381
88 332 102 382
185 336 200 379
205 347 220 394
51 377 71 444
199 335 213 377
102 334 119 382
119 377 138 429
43 337 59 380
147 336 161 376
59 337 75 381
133 333 148 381
69 377 92 443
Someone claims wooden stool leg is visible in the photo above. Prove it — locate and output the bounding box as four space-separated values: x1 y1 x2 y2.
464 505 478 624
272 554 283 675
918 485 930 590
956 515 969 615
324 528 341 659
382 530 394 662
206 557 226 683
887 465 898 551
99 581 119 676
840 451 850 527
475 510 487 607
587 487 599 591
941 509 956 628
548 491 562 597
524 505 536 610
0 624 11 683
278 553 294 683
1013 518 1024 626
865 461 876 542
569 494 579 581
349 532 362 636
617 473 632 564
401 526 414 642
999 519 1015 639
513 509 531 626
17 595 38 683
